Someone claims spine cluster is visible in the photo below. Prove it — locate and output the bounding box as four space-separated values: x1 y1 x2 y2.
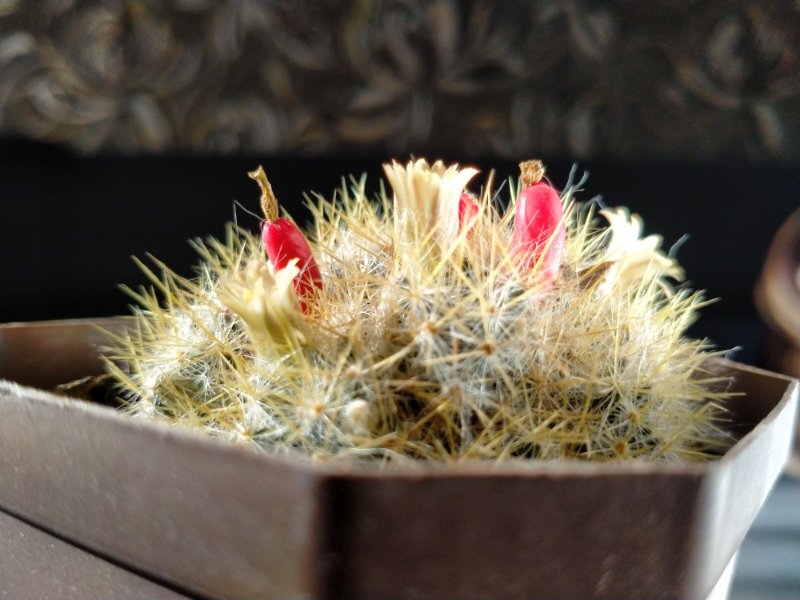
106 159 732 463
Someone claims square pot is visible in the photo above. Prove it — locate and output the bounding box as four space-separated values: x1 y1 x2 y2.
0 318 797 600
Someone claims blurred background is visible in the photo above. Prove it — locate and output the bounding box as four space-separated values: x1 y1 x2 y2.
0 1 798 598
0 0 797 353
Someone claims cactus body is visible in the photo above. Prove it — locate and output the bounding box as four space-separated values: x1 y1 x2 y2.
106 160 731 463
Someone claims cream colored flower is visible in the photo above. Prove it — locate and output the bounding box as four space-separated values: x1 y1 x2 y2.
217 258 308 350
598 207 683 289
383 158 478 251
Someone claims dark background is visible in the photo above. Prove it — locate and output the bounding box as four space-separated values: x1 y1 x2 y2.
1 138 796 367
2 2 798 372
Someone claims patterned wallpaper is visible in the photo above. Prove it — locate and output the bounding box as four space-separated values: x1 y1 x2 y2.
0 0 798 160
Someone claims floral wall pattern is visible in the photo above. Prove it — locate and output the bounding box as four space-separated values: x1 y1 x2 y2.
0 0 798 160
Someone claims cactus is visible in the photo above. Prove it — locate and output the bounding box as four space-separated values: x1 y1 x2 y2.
105 159 733 463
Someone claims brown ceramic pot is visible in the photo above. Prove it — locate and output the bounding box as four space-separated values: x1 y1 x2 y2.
0 319 797 600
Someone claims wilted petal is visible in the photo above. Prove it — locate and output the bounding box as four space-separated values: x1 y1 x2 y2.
597 207 683 289
383 158 478 252
217 259 309 351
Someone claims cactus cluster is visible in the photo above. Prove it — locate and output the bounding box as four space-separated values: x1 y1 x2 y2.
105 159 732 463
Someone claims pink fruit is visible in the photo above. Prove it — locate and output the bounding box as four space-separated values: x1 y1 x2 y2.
250 166 323 312
458 192 480 236
262 218 323 311
511 160 565 284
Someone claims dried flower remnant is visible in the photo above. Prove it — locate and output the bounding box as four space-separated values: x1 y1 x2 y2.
106 158 733 464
